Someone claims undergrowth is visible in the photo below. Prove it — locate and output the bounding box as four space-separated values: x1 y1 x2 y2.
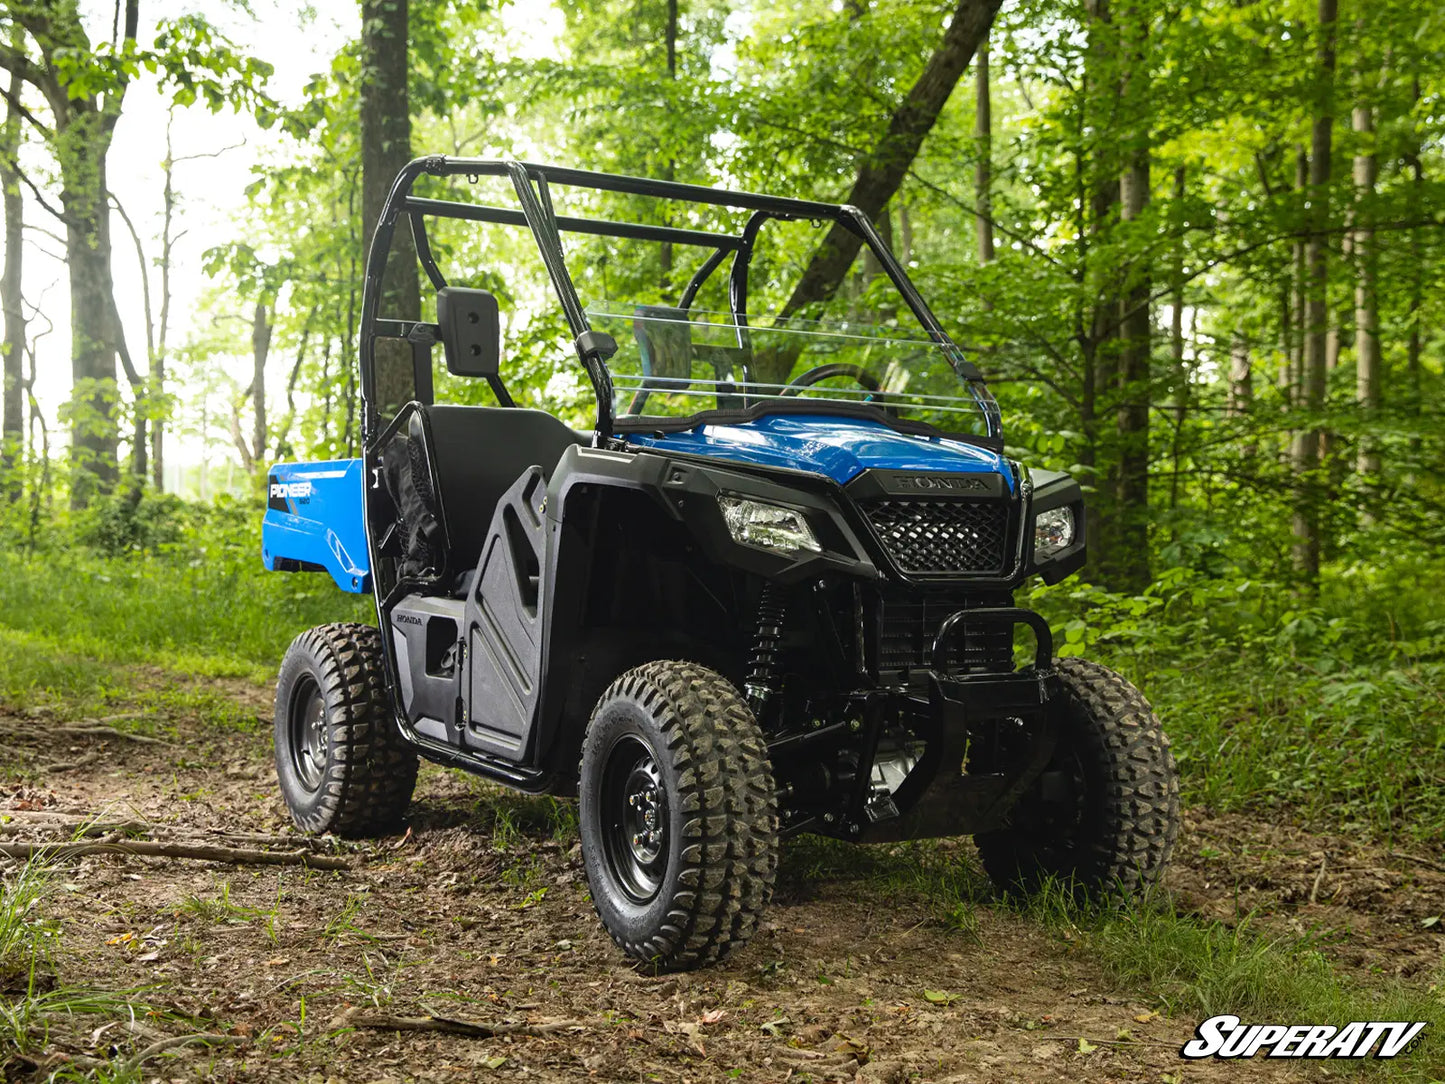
781 836 1445 1080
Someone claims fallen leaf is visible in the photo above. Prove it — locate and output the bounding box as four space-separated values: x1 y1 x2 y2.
760 1017 790 1037
480 1056 506 1070
1422 915 1440 929
699 1009 726 1025
105 932 134 947
1077 1037 1098 1054
1116 1028 1132 1041
1134 1010 1159 1024
923 990 960 1006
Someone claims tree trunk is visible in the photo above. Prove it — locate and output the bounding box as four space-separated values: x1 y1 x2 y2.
1228 333 1252 416
152 117 177 491
1283 147 1308 402
771 0 1003 361
974 31 994 266
360 0 420 416
1352 100 1379 477
660 0 678 288
0 51 23 500
61 112 121 507
1405 75 1422 426
251 301 271 470
1112 1 1151 592
1291 0 1336 585
1079 0 1117 568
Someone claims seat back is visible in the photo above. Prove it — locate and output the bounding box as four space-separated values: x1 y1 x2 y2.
423 404 583 573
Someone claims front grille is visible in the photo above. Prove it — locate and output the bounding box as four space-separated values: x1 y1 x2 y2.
862 499 1011 575
877 596 1014 673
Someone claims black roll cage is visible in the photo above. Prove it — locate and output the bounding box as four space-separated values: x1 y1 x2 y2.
359 156 1004 449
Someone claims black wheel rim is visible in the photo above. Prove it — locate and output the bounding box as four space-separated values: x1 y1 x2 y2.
599 734 669 904
287 675 328 793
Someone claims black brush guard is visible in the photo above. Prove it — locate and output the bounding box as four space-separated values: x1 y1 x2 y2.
778 607 1061 842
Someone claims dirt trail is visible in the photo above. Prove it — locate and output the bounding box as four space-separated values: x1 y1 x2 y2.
1 672 1437 1082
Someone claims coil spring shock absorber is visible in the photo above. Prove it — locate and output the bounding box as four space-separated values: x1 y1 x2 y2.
745 583 787 713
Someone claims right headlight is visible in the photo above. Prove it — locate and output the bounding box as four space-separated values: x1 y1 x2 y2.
1033 506 1076 560
718 495 822 555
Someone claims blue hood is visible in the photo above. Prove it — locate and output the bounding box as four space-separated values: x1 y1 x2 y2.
627 415 1013 492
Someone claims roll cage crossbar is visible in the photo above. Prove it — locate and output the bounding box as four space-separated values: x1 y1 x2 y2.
359 156 1003 448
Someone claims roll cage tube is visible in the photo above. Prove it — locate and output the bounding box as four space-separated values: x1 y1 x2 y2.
356 156 1004 448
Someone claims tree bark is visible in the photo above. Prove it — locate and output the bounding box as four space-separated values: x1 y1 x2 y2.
0 45 23 500
360 0 420 416
152 116 178 490
1078 0 1117 567
1228 333 1252 416
770 0 1003 364
1351 99 1379 477
251 300 271 470
974 31 994 266
1404 75 1422 426
63 114 122 506
1291 0 1337 585
660 0 678 287
1112 0 1151 591
1283 146 1308 402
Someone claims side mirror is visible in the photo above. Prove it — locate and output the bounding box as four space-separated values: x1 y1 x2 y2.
437 287 500 378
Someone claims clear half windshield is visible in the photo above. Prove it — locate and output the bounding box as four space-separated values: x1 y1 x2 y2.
587 305 998 441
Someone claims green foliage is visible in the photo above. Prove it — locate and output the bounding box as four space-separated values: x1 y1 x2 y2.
1023 557 1445 841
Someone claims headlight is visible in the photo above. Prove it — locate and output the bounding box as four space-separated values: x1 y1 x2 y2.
1033 506 1075 559
718 495 821 555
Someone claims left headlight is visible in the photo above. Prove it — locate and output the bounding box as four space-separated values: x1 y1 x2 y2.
1033 506 1075 559
718 495 822 555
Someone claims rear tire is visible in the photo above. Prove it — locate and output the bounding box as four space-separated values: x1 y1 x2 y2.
578 660 778 971
273 622 418 837
975 658 1179 898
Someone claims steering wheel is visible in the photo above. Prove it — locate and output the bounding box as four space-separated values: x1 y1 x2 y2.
779 362 886 400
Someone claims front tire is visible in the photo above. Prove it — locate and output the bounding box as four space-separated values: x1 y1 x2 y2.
976 658 1180 898
273 622 418 837
578 661 778 971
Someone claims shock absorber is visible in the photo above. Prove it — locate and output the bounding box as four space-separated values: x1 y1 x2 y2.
745 583 787 712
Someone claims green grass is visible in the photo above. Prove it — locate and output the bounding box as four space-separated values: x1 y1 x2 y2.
0 545 365 681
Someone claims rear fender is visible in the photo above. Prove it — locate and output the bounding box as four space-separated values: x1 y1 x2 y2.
262 458 371 593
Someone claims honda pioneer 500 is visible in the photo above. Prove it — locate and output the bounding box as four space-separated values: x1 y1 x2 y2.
262 158 1180 971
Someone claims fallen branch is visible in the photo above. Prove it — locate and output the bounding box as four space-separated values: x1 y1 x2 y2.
1389 851 1445 875
0 818 150 837
121 1033 242 1073
0 811 357 857
0 721 173 746
338 1008 581 1039
46 752 103 773
54 724 174 746
0 837 352 870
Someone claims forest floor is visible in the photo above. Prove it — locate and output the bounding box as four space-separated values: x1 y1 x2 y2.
1 662 1442 1083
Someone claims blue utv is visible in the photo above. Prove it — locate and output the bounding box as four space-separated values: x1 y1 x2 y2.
262 159 1180 971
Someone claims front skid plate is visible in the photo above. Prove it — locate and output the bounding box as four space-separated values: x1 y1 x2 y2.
856 670 1059 843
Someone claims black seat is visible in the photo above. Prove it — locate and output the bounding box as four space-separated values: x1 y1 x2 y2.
421 404 583 574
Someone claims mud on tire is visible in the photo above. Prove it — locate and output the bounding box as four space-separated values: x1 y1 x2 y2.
976 657 1180 898
273 622 418 837
578 660 778 971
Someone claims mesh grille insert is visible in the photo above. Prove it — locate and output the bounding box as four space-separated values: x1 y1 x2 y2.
876 596 1014 673
862 499 1011 575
